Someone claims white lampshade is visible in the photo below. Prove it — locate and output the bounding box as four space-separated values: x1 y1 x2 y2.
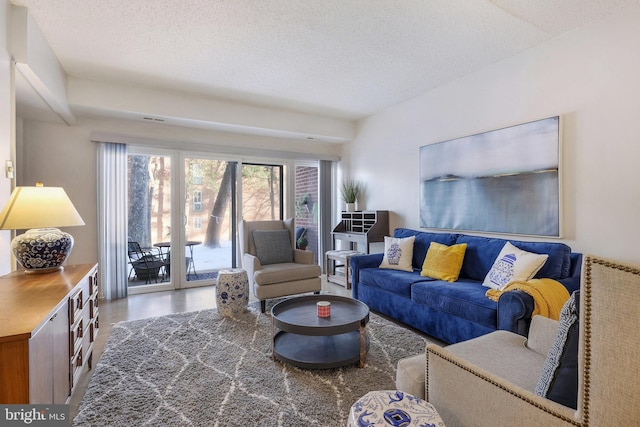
0 184 85 273
0 185 85 230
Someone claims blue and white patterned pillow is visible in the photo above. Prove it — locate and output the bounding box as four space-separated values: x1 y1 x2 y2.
482 242 549 290
535 290 580 409
379 236 415 272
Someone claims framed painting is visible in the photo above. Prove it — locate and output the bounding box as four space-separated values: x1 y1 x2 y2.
419 116 561 237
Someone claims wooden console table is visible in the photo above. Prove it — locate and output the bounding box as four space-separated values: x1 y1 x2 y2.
0 263 99 404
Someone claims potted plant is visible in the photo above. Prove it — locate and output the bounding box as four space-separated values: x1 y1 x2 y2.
296 235 308 250
340 179 362 212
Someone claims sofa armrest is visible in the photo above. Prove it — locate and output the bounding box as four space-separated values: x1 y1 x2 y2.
498 253 582 337
350 253 384 299
426 344 579 426
526 315 560 355
242 253 261 285
293 249 314 264
558 253 582 294
497 290 535 336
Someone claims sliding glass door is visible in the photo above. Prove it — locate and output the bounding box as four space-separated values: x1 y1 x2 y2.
183 157 238 283
127 152 174 292
126 152 293 293
241 163 283 221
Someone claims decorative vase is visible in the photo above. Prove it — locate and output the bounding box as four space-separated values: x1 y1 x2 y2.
216 268 249 316
12 228 74 273
346 203 356 212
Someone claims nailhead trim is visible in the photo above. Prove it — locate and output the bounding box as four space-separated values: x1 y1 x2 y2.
427 346 581 425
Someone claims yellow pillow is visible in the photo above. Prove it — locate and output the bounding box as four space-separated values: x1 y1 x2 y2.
421 242 468 282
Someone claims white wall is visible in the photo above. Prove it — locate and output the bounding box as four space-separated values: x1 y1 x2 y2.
19 120 97 265
346 5 640 264
0 0 15 275
12 5 75 124
18 116 342 266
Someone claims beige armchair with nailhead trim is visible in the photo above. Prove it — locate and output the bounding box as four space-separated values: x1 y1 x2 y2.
422 255 640 426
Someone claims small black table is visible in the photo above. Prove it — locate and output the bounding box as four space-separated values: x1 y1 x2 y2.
271 295 370 369
153 241 201 278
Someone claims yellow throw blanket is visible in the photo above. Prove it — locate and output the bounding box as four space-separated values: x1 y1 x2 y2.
485 278 570 321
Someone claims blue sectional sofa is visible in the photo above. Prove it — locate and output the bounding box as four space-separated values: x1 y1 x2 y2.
350 228 582 344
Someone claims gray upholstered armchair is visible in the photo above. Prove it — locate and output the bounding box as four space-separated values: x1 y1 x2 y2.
240 218 321 313
414 255 640 426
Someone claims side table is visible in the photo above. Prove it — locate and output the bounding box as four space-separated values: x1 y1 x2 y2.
325 250 363 289
348 390 445 427
216 268 249 316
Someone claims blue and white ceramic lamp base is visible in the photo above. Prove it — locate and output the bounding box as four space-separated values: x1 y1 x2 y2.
11 228 74 274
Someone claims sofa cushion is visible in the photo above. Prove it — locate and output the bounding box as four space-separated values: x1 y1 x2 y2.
535 290 579 409
482 242 549 290
254 262 321 285
359 268 431 299
396 354 426 399
379 236 415 272
421 242 468 282
527 315 561 356
394 228 458 270
447 330 548 392
455 235 571 281
252 229 293 265
411 279 497 329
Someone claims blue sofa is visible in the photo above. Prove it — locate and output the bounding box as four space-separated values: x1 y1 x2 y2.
350 228 582 344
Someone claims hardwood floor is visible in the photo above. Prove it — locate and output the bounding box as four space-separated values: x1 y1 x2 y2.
68 275 351 418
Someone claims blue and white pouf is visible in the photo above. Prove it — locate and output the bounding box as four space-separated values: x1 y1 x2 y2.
216 268 249 316
348 390 445 427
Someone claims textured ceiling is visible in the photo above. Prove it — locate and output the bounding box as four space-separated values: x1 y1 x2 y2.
11 0 639 121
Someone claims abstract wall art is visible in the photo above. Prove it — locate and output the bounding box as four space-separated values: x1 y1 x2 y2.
419 116 561 237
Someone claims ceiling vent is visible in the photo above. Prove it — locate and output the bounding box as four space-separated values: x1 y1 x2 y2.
142 116 165 122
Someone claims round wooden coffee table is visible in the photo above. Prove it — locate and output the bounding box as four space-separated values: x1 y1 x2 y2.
271 295 370 369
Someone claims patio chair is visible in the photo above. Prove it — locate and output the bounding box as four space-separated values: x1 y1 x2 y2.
127 241 167 284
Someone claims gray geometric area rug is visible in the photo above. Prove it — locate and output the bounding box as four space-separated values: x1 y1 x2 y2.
73 302 429 427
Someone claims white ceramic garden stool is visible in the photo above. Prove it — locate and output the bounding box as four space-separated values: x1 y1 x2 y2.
216 268 249 316
348 390 445 427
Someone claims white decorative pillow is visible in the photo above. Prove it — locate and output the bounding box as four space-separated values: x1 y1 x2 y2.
379 236 415 272
482 242 548 290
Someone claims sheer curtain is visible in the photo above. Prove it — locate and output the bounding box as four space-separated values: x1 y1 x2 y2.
318 160 335 269
98 142 128 299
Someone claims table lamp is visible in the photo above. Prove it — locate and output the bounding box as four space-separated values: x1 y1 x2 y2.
0 182 85 273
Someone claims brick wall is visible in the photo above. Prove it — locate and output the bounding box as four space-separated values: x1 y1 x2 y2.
295 166 319 262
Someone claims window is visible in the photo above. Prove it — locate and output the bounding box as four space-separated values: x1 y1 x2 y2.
241 163 283 221
192 163 202 185
193 217 202 230
126 152 172 289
193 190 202 211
